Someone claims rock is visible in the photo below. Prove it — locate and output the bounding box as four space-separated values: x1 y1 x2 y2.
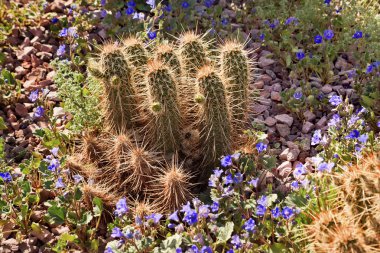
15 103 29 117
280 148 300 161
302 122 314 133
2 238 19 252
265 69 276 79
39 79 53 87
321 84 332 94
276 123 290 137
258 56 275 68
277 161 292 179
275 114 293 126
261 74 272 85
264 117 277 126
1 222 15 239
15 66 28 76
30 210 44 222
272 83 282 92
98 29 107 39
31 226 54 244
316 116 327 129
52 226 70 235
31 54 42 68
53 107 66 117
36 52 52 61
303 110 316 122
251 80 264 89
251 104 269 114
40 44 54 53
335 57 352 71
270 91 281 101
46 91 61 102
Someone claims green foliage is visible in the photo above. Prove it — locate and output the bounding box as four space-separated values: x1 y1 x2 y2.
0 69 20 106
51 59 102 133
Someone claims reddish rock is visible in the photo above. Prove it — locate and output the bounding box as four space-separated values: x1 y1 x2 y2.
15 103 29 117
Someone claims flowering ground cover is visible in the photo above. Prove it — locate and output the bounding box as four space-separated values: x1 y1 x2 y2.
0 0 380 252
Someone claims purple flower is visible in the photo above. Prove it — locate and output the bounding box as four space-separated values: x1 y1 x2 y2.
352 31 363 39
224 174 234 185
211 201 219 212
256 204 266 216
233 172 243 184
226 250 234 253
124 229 133 239
204 0 215 8
183 209 198 225
181 201 192 213
231 235 242 249
243 218 256 233
114 198 129 217
125 7 135 15
0 172 12 182
221 155 232 167
146 0 155 8
282 206 294 219
104 247 113 253
100 9 107 18
146 213 163 224
366 64 373 74
176 248 183 253
58 28 68 37
323 29 334 40
328 114 341 128
293 91 303 100
115 11 122 19
148 31 157 40
57 44 66 57
182 1 189 8
314 35 323 44
293 163 306 178
48 158 60 172
346 129 360 139
101 0 106 6
127 0 136 6
311 130 322 145
133 12 145 20
73 174 83 184
347 69 357 78
248 178 259 188
271 206 281 218
55 177 65 189
296 51 305 60
285 17 299 25
329 95 342 106
221 18 229 26
377 121 380 127
269 19 279 29
201 246 213 253
198 205 210 218
291 181 300 190
317 162 335 173
29 90 39 102
348 115 360 127
259 33 265 41
256 142 267 153
51 147 59 156
257 195 268 207
111 227 124 238
169 210 179 222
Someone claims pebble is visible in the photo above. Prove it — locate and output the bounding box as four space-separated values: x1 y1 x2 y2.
316 116 327 129
264 117 277 126
277 161 292 179
302 122 314 133
15 103 28 117
303 110 316 122
251 104 269 114
53 107 66 117
280 148 300 162
275 114 293 127
321 84 332 94
270 91 281 102
276 123 290 137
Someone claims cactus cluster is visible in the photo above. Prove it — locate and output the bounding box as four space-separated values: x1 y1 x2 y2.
305 152 380 253
70 32 256 213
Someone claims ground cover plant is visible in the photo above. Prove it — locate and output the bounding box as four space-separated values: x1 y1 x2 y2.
1 0 380 252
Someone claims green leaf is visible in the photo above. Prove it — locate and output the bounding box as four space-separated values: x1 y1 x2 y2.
157 234 182 253
46 205 66 225
78 211 93 225
262 155 277 170
93 197 103 216
0 117 7 130
74 187 83 201
216 221 234 244
269 243 287 253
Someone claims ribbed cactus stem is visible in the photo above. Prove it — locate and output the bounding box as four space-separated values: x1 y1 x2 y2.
155 44 182 79
196 65 231 168
146 60 182 153
220 41 252 133
97 43 139 133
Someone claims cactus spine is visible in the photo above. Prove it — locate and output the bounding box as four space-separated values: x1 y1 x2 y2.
146 60 182 153
220 41 252 134
196 65 231 167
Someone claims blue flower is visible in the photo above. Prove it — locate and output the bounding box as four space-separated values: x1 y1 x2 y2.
226 250 234 253
183 209 198 225
51 17 59 24
233 172 243 184
328 114 341 128
271 206 281 218
314 35 323 44
55 177 65 189
256 204 266 216
114 198 129 217
198 205 210 218
29 90 39 102
169 210 179 222
213 169 223 177
293 91 303 100
248 178 259 188
58 28 68 37
224 174 234 185
269 19 279 29
377 121 380 128
256 142 267 153
73 174 83 184
281 206 294 219
164 4 172 12
257 195 268 207
111 227 124 238
125 7 135 15
181 201 192 213
366 64 373 74
352 31 363 39
348 115 360 127
221 18 229 26
146 0 155 8
347 69 357 78
101 0 106 6
176 248 183 253
323 29 334 40
293 163 306 178
204 0 215 8
104 246 114 253
296 51 305 60
259 33 265 41
57 44 66 56
100 9 107 18
285 17 299 25
346 129 360 139
311 130 322 145
34 106 45 118
146 213 163 224
317 162 335 173
221 155 232 167
127 0 136 7
329 95 342 106
124 229 133 239
148 31 157 40
201 246 213 253
189 245 199 253
182 1 189 8
48 158 60 172
291 181 300 190
231 235 242 249
0 172 12 182
51 147 59 156
211 201 219 212
243 218 256 233
324 0 331 5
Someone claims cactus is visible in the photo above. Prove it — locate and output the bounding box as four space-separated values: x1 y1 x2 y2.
91 43 140 133
220 40 253 134
196 65 231 168
145 60 182 153
79 34 254 213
